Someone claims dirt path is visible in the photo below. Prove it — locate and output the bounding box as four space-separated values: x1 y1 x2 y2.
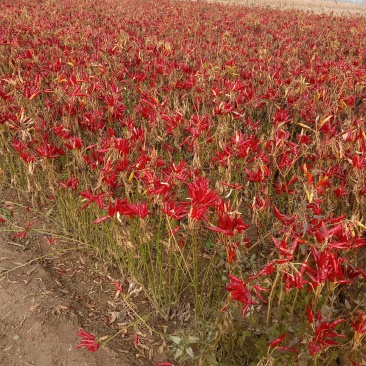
0 242 131 366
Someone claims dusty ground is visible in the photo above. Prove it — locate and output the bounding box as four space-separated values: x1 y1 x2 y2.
217 0 366 15
0 245 127 366
0 190 170 366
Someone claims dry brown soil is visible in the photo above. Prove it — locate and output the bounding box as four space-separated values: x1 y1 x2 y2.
0 189 170 366
0 245 128 366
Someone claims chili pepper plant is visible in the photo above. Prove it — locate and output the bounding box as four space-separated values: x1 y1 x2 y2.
1 0 366 364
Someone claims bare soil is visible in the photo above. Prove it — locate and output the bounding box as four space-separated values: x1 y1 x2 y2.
0 245 126 366
0 189 169 366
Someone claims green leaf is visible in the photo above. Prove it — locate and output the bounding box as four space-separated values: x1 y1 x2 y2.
0 207 10 220
186 347 194 358
205 239 214 251
330 351 339 361
169 335 181 345
174 348 183 359
13 335 20 341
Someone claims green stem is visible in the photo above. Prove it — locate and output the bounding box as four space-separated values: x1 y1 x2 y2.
290 288 299 314
266 270 280 327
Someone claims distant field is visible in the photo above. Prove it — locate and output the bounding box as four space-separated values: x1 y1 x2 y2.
216 0 366 14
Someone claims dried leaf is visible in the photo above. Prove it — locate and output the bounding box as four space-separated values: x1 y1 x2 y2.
108 311 120 324
187 336 199 344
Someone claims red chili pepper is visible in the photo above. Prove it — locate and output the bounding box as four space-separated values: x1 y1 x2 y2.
75 329 100 352
269 333 285 348
306 305 314 324
114 281 123 293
